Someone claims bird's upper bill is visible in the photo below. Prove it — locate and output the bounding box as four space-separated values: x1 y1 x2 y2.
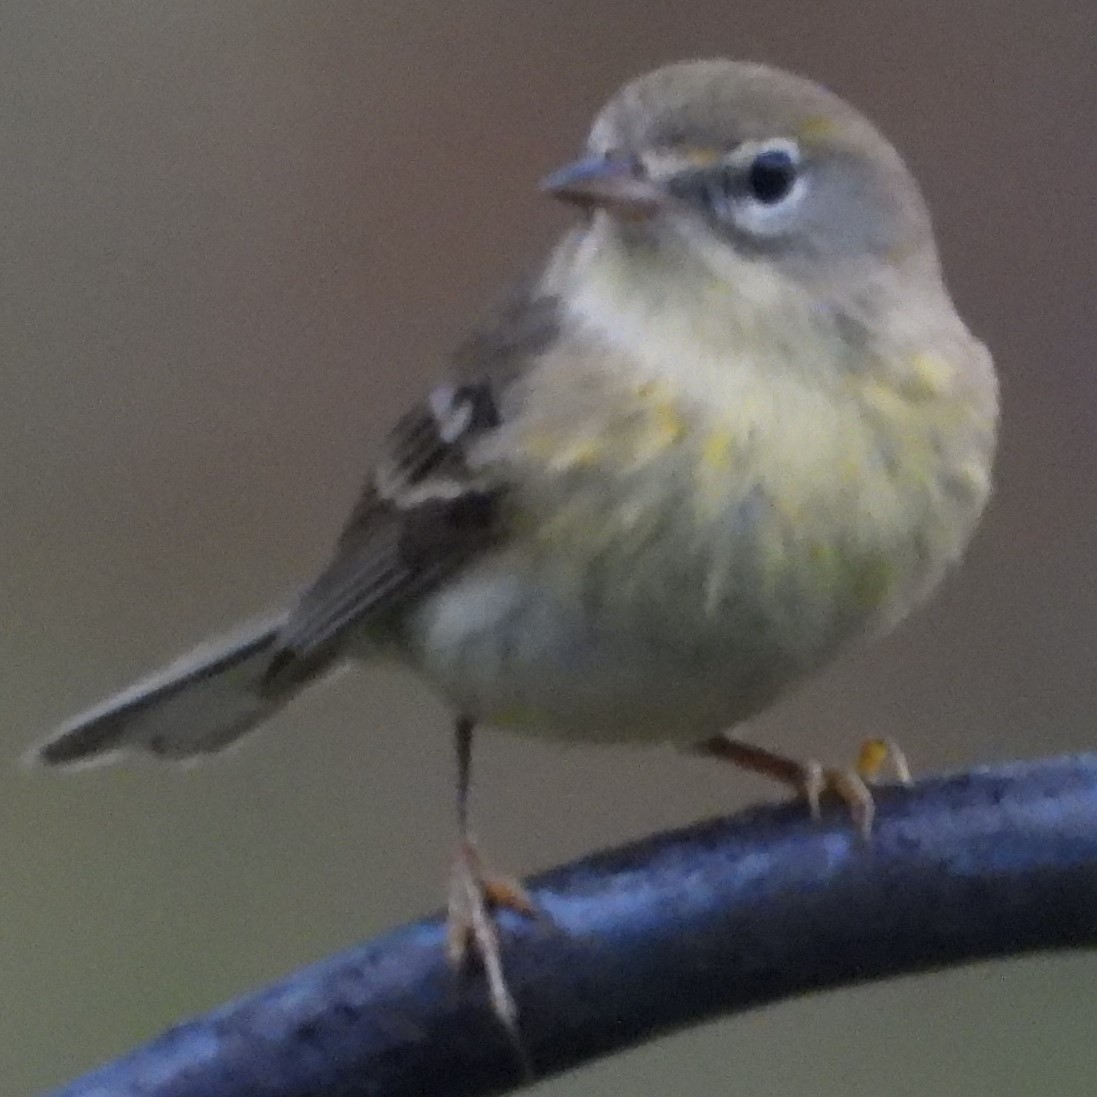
540 155 668 219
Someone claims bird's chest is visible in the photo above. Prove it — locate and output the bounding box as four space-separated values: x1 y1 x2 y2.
404 434 892 739
500 373 916 650
404 353 984 738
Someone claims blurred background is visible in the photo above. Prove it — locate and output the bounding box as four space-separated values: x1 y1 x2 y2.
3 2 1095 1093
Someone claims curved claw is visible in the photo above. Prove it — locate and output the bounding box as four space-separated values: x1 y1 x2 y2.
801 761 875 839
857 737 913 785
695 734 914 840
446 838 540 1077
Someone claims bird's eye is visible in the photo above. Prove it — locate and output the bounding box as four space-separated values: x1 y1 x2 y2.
745 144 799 205
669 139 804 232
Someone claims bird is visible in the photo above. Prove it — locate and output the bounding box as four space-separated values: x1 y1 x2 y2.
28 59 998 1034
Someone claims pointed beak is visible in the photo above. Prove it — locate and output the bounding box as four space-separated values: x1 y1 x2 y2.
540 155 666 218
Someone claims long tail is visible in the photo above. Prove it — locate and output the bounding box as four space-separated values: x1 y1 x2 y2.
28 610 301 767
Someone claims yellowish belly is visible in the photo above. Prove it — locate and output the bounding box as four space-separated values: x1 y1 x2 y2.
402 340 992 741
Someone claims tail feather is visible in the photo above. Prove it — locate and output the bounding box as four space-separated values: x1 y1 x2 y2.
29 610 297 767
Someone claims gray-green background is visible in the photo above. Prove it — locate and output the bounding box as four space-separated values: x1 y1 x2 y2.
4 3 1095 1093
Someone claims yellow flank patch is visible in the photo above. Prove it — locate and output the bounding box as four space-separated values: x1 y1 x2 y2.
908 352 953 398
859 376 916 424
650 401 685 445
521 427 605 472
548 438 604 471
693 435 736 523
632 380 686 455
701 428 735 471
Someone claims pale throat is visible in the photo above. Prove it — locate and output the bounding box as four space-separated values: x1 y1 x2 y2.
554 218 871 466
532 217 977 574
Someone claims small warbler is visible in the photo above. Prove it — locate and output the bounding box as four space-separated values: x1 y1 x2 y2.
30 60 998 1027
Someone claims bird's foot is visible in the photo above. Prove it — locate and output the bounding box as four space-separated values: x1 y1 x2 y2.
696 735 912 838
447 837 540 1040
799 737 912 838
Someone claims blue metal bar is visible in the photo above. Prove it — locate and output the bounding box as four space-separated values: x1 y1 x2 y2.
43 753 1097 1097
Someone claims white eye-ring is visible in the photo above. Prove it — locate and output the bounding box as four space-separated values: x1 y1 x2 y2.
712 137 808 237
741 139 802 207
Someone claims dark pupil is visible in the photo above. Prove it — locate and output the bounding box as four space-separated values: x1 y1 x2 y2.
747 149 796 204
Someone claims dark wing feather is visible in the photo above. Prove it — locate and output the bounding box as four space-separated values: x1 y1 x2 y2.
262 287 558 688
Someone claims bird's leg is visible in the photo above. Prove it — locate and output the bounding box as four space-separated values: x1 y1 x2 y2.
694 734 912 839
447 716 539 1039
